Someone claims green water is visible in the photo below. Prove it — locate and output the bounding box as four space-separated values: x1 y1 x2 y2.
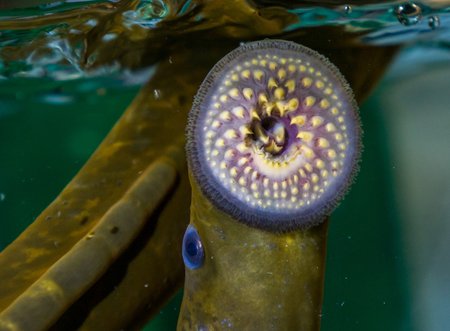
0 0 449 330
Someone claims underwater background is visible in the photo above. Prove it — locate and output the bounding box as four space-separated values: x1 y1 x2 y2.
0 0 449 330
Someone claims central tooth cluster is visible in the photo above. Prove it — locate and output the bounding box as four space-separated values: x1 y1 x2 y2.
203 55 348 210
188 40 360 230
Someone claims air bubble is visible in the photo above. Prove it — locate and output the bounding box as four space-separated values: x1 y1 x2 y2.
343 5 352 15
0 193 5 201
153 89 161 99
394 3 422 26
428 16 440 30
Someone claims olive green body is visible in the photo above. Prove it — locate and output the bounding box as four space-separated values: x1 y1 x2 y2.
178 177 328 330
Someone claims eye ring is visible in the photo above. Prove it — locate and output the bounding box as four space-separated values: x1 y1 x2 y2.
182 225 205 270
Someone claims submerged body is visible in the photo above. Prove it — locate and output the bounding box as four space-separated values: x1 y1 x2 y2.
178 182 328 330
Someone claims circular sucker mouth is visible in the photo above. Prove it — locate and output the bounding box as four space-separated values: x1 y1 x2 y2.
186 39 361 232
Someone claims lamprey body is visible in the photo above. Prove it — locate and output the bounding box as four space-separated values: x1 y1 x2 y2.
179 40 361 330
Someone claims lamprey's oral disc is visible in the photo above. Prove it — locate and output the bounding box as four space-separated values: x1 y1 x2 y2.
186 40 361 231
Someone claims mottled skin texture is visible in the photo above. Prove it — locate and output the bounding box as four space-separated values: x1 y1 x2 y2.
178 180 328 330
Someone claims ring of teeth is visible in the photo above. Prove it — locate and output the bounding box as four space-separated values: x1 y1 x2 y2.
195 42 357 217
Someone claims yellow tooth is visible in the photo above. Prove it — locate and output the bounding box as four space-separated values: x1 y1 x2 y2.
301 145 314 159
215 138 225 147
315 80 324 89
239 125 252 136
285 79 296 93
325 123 336 132
278 69 286 80
229 88 239 98
327 149 337 159
219 111 231 121
311 116 324 127
274 87 285 100
297 131 313 142
315 159 325 169
317 137 329 148
236 143 248 153
251 108 260 120
232 106 245 119
268 77 278 88
287 98 299 112
320 99 330 109
230 167 238 177
304 96 316 107
243 88 254 100
253 70 264 81
290 115 306 126
237 157 248 167
224 129 238 139
224 149 235 159
302 77 312 87
258 93 268 104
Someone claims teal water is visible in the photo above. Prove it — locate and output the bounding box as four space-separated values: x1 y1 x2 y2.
0 0 449 330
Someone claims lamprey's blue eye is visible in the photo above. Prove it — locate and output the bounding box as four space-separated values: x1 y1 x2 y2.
182 225 204 270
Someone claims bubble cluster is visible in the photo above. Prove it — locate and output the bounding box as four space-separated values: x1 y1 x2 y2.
187 40 360 231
